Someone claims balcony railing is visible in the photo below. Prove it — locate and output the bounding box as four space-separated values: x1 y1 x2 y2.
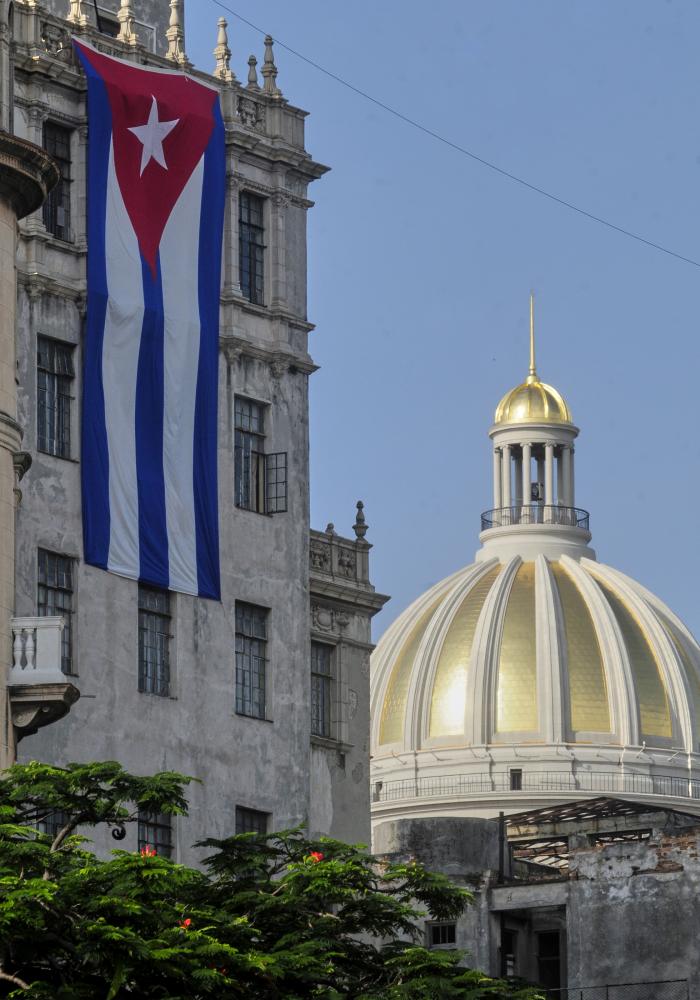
9 616 65 686
373 769 700 803
480 505 590 531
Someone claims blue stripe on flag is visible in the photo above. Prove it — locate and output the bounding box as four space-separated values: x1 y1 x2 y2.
193 101 225 600
79 59 112 569
136 256 169 588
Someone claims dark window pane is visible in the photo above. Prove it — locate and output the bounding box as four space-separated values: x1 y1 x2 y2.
235 805 268 835
239 192 265 304
137 812 173 858
37 809 70 840
311 641 332 738
37 336 74 458
430 923 456 947
235 602 267 718
38 549 73 674
234 398 266 513
42 123 72 241
138 585 170 696
265 452 288 514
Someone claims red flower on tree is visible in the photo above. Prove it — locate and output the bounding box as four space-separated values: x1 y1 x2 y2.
179 918 192 930
139 845 156 857
307 851 324 863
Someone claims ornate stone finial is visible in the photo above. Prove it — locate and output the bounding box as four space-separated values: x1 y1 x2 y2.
213 17 234 82
527 290 537 383
261 35 281 96
67 0 88 27
166 0 187 65
325 522 336 536
247 54 260 90
353 500 368 540
117 0 138 45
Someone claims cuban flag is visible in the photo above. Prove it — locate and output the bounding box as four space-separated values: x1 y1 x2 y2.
74 40 224 600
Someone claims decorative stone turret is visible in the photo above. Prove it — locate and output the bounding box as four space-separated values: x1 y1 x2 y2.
165 0 187 65
117 0 138 46
67 0 88 27
261 35 282 97
247 54 259 90
213 17 233 82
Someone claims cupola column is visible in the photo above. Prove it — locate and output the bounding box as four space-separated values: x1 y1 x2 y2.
521 442 532 507
492 448 502 509
562 445 573 506
544 443 554 509
502 445 511 508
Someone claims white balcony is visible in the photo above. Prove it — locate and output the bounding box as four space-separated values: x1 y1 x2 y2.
8 616 79 739
10 616 66 684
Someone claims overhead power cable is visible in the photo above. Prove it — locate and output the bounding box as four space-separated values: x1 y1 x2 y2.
206 0 700 270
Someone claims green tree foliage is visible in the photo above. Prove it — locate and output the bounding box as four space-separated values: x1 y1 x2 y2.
0 761 542 999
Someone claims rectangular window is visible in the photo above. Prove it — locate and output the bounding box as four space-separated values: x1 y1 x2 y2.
429 922 457 948
509 768 523 791
234 397 287 515
37 809 69 840
37 336 74 458
239 191 265 304
235 602 268 719
311 641 333 738
138 811 173 858
38 549 74 674
138 585 171 696
42 122 72 241
235 805 269 835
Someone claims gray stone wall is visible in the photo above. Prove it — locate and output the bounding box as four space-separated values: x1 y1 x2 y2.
5 0 382 863
309 524 389 845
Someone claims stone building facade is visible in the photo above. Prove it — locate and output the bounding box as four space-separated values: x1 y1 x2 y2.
2 0 387 862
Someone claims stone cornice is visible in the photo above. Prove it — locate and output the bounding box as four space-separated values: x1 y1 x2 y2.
220 335 318 376
310 578 389 614
17 269 85 302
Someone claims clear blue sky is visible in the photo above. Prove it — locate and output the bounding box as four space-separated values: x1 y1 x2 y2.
188 1 700 641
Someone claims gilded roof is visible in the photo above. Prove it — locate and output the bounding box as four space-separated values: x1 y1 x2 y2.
371 556 698 750
494 376 572 426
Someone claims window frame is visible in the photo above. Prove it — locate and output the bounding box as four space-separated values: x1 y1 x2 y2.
235 601 269 720
37 548 75 675
37 335 75 459
137 811 173 859
42 121 73 242
234 396 287 515
427 921 457 949
311 640 334 739
138 584 172 697
235 805 269 835
239 190 266 305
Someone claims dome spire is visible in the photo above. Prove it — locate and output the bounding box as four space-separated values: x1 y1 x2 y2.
528 290 537 384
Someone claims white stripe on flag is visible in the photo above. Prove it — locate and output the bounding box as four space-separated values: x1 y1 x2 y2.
103 140 143 579
159 156 205 595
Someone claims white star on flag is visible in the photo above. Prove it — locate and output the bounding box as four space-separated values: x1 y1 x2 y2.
128 96 179 176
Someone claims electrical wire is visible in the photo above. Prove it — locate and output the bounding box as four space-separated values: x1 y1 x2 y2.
206 0 700 270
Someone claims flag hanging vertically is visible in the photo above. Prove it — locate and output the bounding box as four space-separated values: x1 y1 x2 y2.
75 40 224 600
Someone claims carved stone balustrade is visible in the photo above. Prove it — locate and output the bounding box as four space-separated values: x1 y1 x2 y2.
8 616 79 739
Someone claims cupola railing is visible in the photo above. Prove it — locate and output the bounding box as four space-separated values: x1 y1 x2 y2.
480 504 590 532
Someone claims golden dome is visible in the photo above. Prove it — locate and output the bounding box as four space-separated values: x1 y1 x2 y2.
494 375 572 425
371 556 699 750
494 292 572 425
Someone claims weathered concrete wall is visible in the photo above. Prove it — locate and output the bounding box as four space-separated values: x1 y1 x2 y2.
374 816 501 879
566 832 700 995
